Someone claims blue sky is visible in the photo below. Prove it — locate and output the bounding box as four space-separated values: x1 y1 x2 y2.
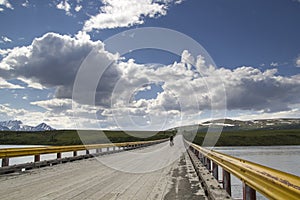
0 0 300 129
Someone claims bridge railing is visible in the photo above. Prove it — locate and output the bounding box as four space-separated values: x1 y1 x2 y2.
0 139 167 168
186 141 300 200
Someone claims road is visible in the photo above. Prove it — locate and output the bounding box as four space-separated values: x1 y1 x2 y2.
0 136 207 200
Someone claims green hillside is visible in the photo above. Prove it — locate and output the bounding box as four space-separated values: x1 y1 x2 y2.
0 130 175 146
184 129 300 146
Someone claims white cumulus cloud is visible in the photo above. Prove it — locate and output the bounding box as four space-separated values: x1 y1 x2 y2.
1 36 12 43
0 32 113 89
56 0 72 16
1 32 300 129
83 0 182 32
0 0 13 10
75 4 82 12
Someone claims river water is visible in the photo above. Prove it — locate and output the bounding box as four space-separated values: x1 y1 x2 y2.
1 145 299 199
214 145 300 199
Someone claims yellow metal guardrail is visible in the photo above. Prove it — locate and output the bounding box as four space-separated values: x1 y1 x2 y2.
187 141 300 200
0 139 167 159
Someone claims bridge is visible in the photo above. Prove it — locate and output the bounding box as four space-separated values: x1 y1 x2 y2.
0 136 299 200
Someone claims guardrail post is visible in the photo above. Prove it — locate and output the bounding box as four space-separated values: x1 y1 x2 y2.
206 158 211 171
96 148 102 153
212 162 218 179
57 152 62 159
203 156 207 166
243 183 256 200
73 151 77 156
195 150 199 159
223 169 231 196
192 147 196 153
199 153 203 163
2 158 9 167
113 146 116 151
34 155 40 162
107 147 109 152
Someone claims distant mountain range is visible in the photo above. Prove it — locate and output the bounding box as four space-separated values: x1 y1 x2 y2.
0 120 55 131
172 118 300 132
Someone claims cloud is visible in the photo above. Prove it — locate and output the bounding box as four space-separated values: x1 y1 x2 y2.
17 77 44 90
0 103 78 129
0 0 13 10
112 53 300 115
0 104 27 119
21 0 29 7
0 77 23 89
0 32 117 95
1 36 12 43
56 0 72 16
234 107 300 121
75 4 82 12
83 0 182 32
270 62 279 67
296 56 300 67
29 98 105 129
31 98 72 113
260 63 265 67
50 0 84 16
219 67 300 112
1 32 300 129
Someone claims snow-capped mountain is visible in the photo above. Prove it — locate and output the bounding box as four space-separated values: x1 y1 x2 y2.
0 120 55 131
34 123 55 131
171 118 300 132
201 118 300 130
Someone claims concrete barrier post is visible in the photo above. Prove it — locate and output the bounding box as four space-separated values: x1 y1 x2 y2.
243 183 256 200
223 169 231 196
34 155 40 162
212 162 218 179
107 147 109 152
2 157 9 167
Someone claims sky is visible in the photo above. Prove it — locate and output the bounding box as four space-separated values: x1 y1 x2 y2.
0 0 300 130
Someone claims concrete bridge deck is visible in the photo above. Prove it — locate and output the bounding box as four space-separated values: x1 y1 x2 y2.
0 136 207 200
